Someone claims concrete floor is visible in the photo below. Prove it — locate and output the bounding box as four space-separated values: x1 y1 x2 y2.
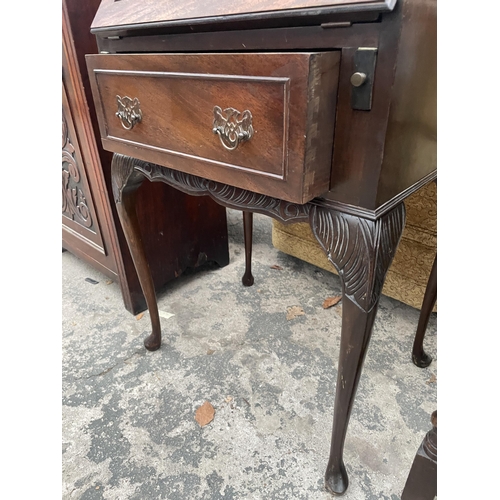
62 208 437 500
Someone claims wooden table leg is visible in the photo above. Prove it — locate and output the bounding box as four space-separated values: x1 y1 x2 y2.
310 203 406 495
412 255 437 368
111 154 162 351
242 211 254 286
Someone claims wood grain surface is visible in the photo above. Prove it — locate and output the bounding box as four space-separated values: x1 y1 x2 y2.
92 0 396 30
87 52 340 204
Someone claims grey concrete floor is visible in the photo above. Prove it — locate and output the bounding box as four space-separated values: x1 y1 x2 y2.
62 209 437 500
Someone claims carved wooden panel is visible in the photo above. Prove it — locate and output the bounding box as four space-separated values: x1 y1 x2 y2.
133 162 312 222
62 81 104 251
62 105 93 230
62 0 119 281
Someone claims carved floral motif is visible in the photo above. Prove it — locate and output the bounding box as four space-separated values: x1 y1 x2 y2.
62 112 93 228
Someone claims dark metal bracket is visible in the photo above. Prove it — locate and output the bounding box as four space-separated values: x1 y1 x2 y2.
350 48 378 111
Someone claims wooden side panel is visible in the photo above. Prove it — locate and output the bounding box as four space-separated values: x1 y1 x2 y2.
325 8 402 209
376 0 437 206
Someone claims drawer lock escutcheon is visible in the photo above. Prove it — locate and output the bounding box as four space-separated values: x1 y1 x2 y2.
116 95 142 130
213 106 254 151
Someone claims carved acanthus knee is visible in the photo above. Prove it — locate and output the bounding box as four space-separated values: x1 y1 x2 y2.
309 204 406 310
111 153 146 204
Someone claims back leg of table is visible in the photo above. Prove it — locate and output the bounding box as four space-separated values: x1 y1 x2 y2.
242 211 254 286
412 255 437 368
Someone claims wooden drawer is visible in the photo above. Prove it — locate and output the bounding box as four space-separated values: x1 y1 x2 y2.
86 52 340 204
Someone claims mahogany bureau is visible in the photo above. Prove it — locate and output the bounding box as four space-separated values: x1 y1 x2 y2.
86 0 436 495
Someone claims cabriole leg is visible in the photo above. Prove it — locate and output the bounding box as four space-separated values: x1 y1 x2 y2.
111 154 162 351
309 203 406 495
412 255 437 368
325 298 380 494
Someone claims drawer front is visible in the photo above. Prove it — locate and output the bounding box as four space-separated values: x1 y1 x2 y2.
87 53 340 204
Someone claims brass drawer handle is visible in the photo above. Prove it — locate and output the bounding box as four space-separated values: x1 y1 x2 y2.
213 106 253 151
116 95 142 130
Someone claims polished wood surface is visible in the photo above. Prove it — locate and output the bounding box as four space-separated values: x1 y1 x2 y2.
87 52 340 204
87 0 436 495
324 0 436 209
92 0 395 31
376 0 437 206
